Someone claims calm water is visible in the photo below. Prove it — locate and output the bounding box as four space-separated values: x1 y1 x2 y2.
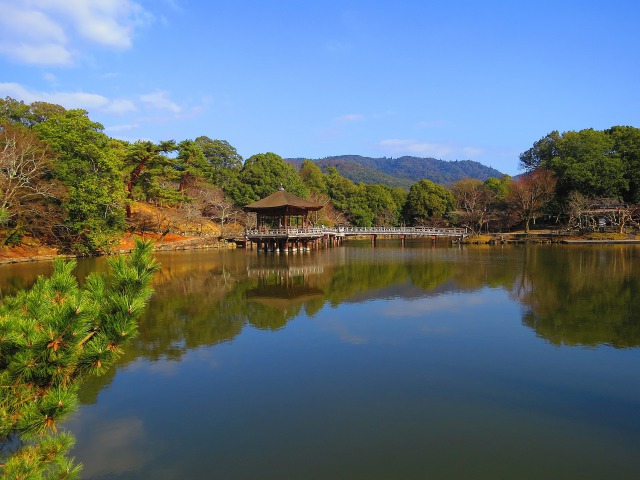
2 241 640 479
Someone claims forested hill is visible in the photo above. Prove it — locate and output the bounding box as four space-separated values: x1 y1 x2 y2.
285 155 505 188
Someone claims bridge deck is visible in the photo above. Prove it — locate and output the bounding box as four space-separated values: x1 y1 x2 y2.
245 226 468 239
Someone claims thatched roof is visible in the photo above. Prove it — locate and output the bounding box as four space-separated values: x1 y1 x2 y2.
244 190 322 212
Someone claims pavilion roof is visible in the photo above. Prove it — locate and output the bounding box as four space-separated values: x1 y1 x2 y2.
244 190 322 211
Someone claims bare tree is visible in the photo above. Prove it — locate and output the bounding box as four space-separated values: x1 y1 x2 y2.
191 184 239 236
0 123 62 244
507 169 557 233
452 179 493 233
308 193 343 226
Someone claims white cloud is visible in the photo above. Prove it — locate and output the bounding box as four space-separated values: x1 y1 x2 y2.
0 4 66 42
379 139 454 158
140 90 181 113
336 113 364 122
102 98 138 114
36 0 153 49
382 294 489 317
0 82 139 113
378 138 485 160
0 41 73 66
0 0 152 65
105 123 139 133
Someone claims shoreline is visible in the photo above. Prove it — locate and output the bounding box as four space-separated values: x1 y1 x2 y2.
2 232 639 266
0 236 236 265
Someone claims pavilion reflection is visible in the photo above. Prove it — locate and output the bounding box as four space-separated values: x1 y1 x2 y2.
246 261 325 313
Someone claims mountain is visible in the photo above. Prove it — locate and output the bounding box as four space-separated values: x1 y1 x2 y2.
285 155 504 189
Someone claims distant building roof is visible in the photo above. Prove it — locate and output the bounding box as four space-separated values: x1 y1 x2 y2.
244 190 322 212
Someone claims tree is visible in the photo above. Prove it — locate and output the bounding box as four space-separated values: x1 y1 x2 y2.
307 193 346 226
519 127 640 202
0 123 65 245
194 136 242 188
551 129 626 199
452 179 493 233
188 183 240 236
124 140 178 214
506 169 557 233
299 160 327 195
34 109 127 253
361 184 403 226
0 240 158 479
231 152 308 205
404 179 455 226
175 140 210 193
519 131 561 171
607 126 640 203
325 167 357 214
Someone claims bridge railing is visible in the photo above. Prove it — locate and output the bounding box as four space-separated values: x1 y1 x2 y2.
339 226 467 236
245 226 468 237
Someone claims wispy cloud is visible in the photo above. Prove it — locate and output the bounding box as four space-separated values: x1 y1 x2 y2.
0 82 144 118
378 139 454 158
336 113 364 123
0 0 152 65
42 72 57 83
378 138 484 160
105 123 140 133
381 294 489 317
103 98 138 115
0 82 109 109
140 90 181 113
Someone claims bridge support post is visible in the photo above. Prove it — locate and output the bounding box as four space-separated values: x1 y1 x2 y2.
401 235 405 248
371 234 376 247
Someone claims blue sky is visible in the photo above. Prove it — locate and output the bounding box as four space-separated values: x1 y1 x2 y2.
1 0 638 175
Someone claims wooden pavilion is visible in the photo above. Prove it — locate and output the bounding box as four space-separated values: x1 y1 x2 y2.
243 188 330 252
244 188 322 231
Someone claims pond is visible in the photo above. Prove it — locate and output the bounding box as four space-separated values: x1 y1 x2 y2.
2 241 640 479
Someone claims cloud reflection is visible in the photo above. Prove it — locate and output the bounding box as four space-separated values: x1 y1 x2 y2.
70 414 152 478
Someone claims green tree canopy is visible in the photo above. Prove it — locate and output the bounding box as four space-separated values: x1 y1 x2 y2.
230 152 309 205
404 179 455 225
125 140 179 212
519 127 640 203
33 109 127 253
194 136 243 188
299 159 328 195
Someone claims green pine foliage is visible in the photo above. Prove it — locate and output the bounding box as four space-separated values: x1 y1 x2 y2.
0 240 159 479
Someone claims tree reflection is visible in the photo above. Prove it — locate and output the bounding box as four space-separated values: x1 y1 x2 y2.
4 245 639 405
514 246 640 347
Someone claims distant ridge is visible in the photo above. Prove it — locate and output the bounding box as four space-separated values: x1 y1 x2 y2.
285 155 504 189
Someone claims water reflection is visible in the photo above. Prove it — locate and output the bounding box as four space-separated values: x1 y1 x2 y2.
125 245 640 356
513 246 640 348
2 245 639 359
2 244 640 479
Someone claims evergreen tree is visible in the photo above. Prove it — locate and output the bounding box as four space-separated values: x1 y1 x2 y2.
34 109 127 253
0 240 159 479
231 152 308 205
404 179 455 225
299 160 328 195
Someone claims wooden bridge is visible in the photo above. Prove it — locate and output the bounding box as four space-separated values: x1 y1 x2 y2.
243 226 468 251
